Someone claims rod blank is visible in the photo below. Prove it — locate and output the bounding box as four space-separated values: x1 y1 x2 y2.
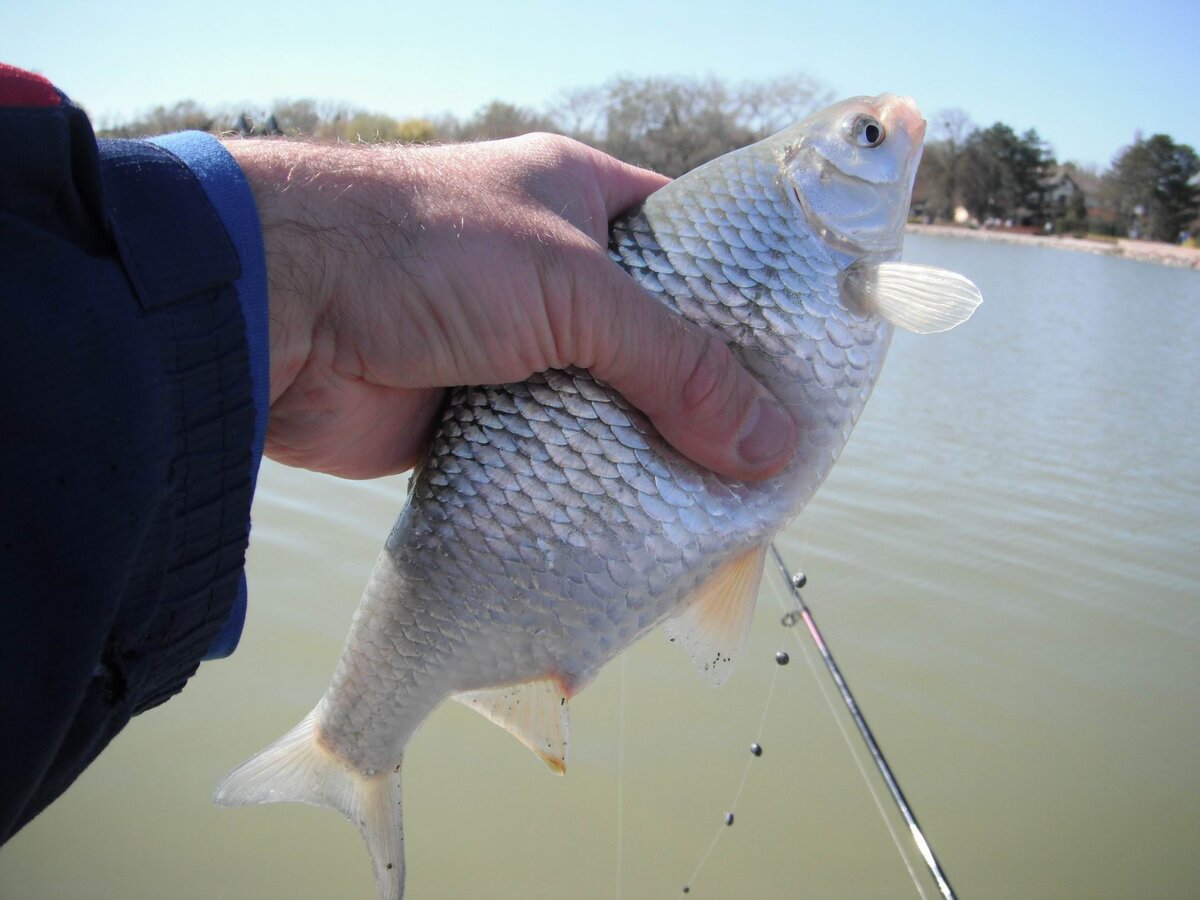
768 543 957 900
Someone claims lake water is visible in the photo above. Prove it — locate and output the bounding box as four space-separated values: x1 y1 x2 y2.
3 233 1198 899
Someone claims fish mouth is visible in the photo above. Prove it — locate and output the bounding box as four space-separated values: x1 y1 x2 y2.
882 94 926 144
881 94 926 201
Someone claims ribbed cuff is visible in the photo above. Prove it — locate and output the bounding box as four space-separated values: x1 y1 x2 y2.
151 132 269 659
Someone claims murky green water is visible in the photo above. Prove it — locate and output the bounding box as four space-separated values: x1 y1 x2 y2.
4 233 1199 899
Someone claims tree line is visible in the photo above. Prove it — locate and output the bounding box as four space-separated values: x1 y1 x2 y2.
96 73 833 178
913 110 1199 243
96 74 1198 245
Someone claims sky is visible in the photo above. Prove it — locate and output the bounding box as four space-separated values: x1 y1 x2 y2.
5 0 1198 170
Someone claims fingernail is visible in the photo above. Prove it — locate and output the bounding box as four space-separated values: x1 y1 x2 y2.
737 400 795 467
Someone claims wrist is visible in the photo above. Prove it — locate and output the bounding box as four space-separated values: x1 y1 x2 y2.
221 138 333 405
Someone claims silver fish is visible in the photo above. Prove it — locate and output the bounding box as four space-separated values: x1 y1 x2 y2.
215 94 981 899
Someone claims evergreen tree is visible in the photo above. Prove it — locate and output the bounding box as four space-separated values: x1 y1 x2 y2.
960 124 1056 225
1106 135 1200 242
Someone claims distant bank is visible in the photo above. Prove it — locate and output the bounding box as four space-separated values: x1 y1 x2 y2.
907 224 1200 272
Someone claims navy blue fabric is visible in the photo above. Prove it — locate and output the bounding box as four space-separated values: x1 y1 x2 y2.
0 77 258 841
151 131 271 659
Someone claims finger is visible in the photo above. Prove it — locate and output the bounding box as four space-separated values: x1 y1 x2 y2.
573 257 798 482
609 318 798 481
567 149 795 480
585 147 672 221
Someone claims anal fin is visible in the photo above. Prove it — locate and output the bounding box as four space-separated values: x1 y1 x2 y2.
453 677 569 775
664 544 767 687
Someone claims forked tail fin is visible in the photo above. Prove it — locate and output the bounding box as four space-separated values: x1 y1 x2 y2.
213 709 406 900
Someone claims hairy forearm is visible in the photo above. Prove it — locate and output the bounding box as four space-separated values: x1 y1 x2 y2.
223 137 526 402
224 139 373 405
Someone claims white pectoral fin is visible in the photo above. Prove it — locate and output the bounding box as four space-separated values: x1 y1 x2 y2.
664 544 767 687
453 677 569 775
844 261 983 333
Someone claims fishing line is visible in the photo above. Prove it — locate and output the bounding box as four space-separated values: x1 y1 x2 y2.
676 546 956 899
770 574 928 899
615 652 627 900
767 544 957 900
676 530 812 896
679 611 785 896
678 573 927 899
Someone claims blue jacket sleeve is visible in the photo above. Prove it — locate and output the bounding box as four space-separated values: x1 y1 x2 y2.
0 64 268 842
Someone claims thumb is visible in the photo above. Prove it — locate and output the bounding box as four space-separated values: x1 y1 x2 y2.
582 270 798 482
567 146 796 481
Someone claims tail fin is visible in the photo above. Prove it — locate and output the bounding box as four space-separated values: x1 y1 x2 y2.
214 709 406 900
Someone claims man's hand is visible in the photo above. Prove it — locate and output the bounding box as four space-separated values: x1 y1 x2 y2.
224 134 798 481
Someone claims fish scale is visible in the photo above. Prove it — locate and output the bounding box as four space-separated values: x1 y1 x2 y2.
214 94 984 900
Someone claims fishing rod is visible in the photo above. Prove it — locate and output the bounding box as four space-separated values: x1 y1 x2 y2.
767 543 957 900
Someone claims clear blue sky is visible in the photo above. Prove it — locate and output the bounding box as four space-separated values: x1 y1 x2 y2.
5 0 1197 170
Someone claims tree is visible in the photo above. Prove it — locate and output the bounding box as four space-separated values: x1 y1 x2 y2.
454 100 552 141
587 73 831 177
546 85 606 146
1105 134 1200 242
592 76 753 177
1015 129 1056 224
912 108 975 221
730 73 833 136
960 124 1018 222
86 70 836 175
268 98 322 136
321 112 406 142
96 99 216 137
959 123 1056 225
393 119 438 143
312 110 436 143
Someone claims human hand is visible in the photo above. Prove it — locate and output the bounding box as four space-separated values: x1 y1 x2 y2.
224 134 798 481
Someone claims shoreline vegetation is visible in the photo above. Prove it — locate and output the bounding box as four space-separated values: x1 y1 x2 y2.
94 73 1199 259
907 223 1200 271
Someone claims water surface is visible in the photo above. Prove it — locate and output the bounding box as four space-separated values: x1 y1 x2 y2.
4 234 1198 898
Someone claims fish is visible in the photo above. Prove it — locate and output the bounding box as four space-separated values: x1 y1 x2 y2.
214 94 981 899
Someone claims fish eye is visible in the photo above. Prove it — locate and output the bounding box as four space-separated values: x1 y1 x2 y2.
847 114 886 148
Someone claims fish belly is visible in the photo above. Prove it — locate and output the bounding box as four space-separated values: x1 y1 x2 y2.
317 368 794 772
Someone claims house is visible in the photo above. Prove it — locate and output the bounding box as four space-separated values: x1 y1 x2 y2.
1047 169 1082 206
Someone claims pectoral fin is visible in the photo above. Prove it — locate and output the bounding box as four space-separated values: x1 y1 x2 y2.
843 261 982 333
453 678 569 775
664 544 767 687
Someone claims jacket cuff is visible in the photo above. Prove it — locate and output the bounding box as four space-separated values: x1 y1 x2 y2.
150 132 269 659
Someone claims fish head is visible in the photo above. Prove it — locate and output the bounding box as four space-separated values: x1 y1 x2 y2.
781 94 926 257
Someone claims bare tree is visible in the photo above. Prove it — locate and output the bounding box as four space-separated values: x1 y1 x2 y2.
546 86 607 145
591 75 753 176
268 98 322 136
454 100 553 141
91 71 835 170
913 108 976 221
733 73 834 136
96 99 215 137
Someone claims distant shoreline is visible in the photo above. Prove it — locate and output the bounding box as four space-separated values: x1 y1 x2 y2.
907 223 1200 272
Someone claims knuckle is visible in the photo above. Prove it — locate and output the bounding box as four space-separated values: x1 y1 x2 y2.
498 134 609 242
510 132 584 178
